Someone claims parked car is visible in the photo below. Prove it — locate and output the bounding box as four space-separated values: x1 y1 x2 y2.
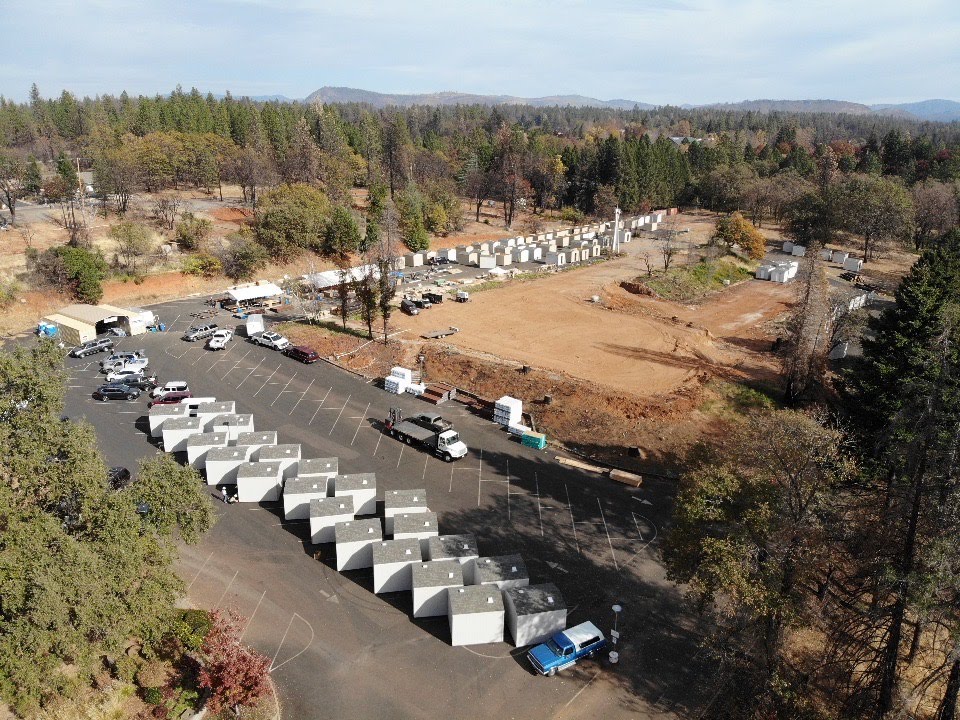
429 256 452 266
251 331 291 351
400 298 420 316
183 323 219 341
150 381 189 399
124 374 159 391
283 345 320 364
92 383 141 401
412 297 433 309
206 328 234 350
100 350 143 371
527 622 607 676
105 357 149 377
69 338 114 358
106 367 146 383
147 390 193 408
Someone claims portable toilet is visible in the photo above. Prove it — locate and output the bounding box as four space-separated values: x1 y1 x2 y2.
211 413 254 442
334 518 383 571
235 461 282 503
283 477 330 520
469 554 529 590
372 538 423 593
149 403 187 438
334 473 377 516
427 534 479 566
185 431 229 470
204 445 255 486
412 560 464 618
448 586 505 646
310 496 355 544
384 489 429 535
256 443 301 479
235 431 277 456
161 416 203 453
392 511 439 554
503 583 567 647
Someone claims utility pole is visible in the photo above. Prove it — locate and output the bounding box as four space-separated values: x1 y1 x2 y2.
612 207 621 254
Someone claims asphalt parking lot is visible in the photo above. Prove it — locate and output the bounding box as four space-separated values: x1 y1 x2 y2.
59 296 718 720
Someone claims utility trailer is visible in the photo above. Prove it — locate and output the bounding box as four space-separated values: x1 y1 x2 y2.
422 326 460 339
383 408 468 462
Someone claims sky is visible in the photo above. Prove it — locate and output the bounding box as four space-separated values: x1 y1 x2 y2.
2 0 958 105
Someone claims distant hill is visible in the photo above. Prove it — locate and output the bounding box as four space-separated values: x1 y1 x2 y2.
871 99 960 122
304 86 655 110
700 99 875 115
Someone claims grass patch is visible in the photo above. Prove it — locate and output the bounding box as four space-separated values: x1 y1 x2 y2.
645 256 754 302
699 380 778 417
276 319 369 341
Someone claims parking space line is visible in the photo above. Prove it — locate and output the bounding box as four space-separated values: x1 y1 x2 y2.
449 464 454 492
477 448 483 507
222 348 253 380
186 550 215 591
328 394 350 435
535 472 544 537
308 387 332 425
206 342 237 371
252 364 281 397
373 428 384 456
214 570 239 608
350 402 371 446
565 484 581 554
422 456 429 481
270 372 298 407
269 613 315 673
289 378 314 415
396 443 404 468
269 614 297 669
597 498 619 571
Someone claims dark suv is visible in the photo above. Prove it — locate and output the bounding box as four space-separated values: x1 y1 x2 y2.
282 345 320 364
92 383 141 401
70 338 115 358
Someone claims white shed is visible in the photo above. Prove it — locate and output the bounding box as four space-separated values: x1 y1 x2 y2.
210 413 255 441
235 431 277 455
256 443 301 479
161 416 203 453
448 586 505 646
283 476 330 521
470 554 529 590
235 461 282 503
310 496 355 544
193 401 236 430
384 489 429 535
427 534 479 566
392 511 438 554
185 431 229 470
532 247 543 261
148 403 187 438
515 248 530 263
372 538 422 593
298 457 339 496
334 473 377 516
496 253 512 266
204 445 255 486
334 518 383 571
503 583 567 647
412 560 464 618
479 255 497 269
843 257 864 272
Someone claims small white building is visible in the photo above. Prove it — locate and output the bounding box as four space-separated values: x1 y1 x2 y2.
193 401 236 430
479 255 497 269
383 489 429 535
161 416 203 453
283 476 330 521
235 431 277 455
310 496 355 544
334 473 377 516
204 445 255 486
235 461 282 503
515 248 530 263
148 403 188 438
448 585 505 646
334 518 383 571
392 511 438 554
210 413 255 442
427 534 479 567
411 560 464 618
470 554 529 590
372 538 422 593
843 257 864 272
185 431 229 470
257 443 301 479
297 457 339 496
503 583 567 647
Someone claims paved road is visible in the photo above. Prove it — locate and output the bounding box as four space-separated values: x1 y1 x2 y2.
57 296 718 719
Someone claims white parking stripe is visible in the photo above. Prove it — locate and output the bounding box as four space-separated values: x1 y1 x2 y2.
235 356 264 389
328 394 350 435
308 387 332 425
289 378 314 415
270 372 298 407
350 402 370 445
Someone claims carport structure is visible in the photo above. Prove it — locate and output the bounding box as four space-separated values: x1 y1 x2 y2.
42 303 155 345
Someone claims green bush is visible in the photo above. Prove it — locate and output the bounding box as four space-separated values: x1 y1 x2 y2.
560 206 585 224
217 232 268 281
181 253 223 278
0 279 20 309
112 655 138 684
143 687 164 705
175 213 212 252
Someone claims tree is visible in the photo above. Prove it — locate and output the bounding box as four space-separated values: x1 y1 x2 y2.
0 151 26 220
55 151 79 192
153 197 182 231
323 206 362 263
382 113 411 199
712 211 766 260
217 231 268 281
131 454 215 544
93 142 139 214
912 180 959 249
34 245 107 302
838 174 914 261
109 220 153 273
376 203 400 342
355 269 379 339
175 212 213 251
228 144 276 209
254 183 331 261
198 609 271 715
782 254 831 403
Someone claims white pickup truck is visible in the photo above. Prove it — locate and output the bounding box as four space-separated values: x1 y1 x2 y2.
251 331 291 351
206 328 234 350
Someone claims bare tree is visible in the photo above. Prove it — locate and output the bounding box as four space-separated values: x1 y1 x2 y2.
913 180 959 249
0 152 26 222
153 197 182 231
17 225 36 250
376 203 400 342
782 254 831 403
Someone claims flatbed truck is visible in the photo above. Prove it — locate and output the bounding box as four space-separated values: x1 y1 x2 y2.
383 408 468 462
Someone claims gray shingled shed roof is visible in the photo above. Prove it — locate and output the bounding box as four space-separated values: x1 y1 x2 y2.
236 431 277 446
448 585 504 615
393 511 438 536
258 444 301 461
427 534 478 560
163 416 201 430
299 457 338 477
335 473 376 492
212 413 252 426
384 488 428 510
310 496 354 518
503 583 565 615
334 518 382 544
285 477 329 496
206 445 252 461
149 404 187 418
411 560 464 589
236 461 281 479
372 538 422 565
473 554 528 584
195 402 234 415
186 432 228 447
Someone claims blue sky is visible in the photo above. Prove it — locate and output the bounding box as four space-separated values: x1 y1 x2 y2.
2 0 957 104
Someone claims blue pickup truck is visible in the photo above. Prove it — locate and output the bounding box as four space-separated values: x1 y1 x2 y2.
527 621 607 676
